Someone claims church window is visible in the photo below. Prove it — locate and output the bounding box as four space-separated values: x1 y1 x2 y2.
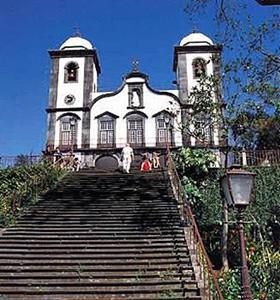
59 116 77 149
128 119 144 145
194 114 213 145
97 114 116 148
193 58 207 78
155 113 173 146
127 114 145 147
64 62 79 83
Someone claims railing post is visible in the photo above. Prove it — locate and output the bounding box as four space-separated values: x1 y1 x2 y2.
242 149 247 166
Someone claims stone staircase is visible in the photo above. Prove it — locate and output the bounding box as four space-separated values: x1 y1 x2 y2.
0 169 202 300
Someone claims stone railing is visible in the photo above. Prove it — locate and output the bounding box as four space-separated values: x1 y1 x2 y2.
166 149 224 300
229 149 280 167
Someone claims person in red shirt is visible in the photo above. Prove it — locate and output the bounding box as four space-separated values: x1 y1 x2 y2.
140 156 152 172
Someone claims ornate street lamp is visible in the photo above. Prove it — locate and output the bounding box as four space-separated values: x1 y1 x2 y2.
221 165 256 300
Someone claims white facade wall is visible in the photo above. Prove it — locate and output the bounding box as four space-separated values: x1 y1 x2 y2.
90 80 182 149
56 57 85 108
184 52 220 146
185 52 214 94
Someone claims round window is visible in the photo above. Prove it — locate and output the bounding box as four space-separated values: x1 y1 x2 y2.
64 94 75 105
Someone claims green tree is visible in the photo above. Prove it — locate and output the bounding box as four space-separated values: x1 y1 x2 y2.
184 0 280 149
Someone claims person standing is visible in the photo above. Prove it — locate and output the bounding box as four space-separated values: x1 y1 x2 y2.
121 143 134 173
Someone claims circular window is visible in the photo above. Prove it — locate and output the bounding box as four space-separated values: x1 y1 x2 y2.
64 94 76 105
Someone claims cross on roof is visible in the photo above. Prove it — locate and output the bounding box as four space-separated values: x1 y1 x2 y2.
192 22 198 33
73 26 81 37
132 59 139 72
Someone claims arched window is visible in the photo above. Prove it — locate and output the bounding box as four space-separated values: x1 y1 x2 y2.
126 113 146 147
96 113 117 148
193 58 207 79
194 114 213 145
64 62 79 83
154 112 173 147
59 115 78 150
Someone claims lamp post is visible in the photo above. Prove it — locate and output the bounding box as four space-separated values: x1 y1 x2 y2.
221 165 256 300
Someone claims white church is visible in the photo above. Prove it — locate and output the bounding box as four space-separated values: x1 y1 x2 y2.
46 31 224 169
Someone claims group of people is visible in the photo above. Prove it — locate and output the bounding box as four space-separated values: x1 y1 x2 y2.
121 143 160 174
44 144 160 174
52 147 80 172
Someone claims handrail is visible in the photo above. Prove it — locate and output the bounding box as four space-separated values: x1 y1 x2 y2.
166 148 224 300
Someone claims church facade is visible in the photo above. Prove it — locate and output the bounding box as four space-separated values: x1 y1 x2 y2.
46 32 224 168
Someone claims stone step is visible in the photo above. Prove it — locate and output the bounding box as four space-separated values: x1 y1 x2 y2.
0 295 202 300
0 284 198 296
0 238 185 244
0 171 202 300
0 264 194 273
7 224 182 229
0 247 188 255
0 242 187 249
0 251 190 259
0 269 195 279
0 257 191 266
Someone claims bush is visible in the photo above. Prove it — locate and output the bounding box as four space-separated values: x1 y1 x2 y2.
0 161 66 227
174 147 280 299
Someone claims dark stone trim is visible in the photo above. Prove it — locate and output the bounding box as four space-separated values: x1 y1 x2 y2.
127 106 145 109
123 111 148 119
145 85 181 103
82 110 91 149
174 45 223 53
89 84 126 109
48 49 101 74
95 111 119 119
48 58 59 108
152 110 174 118
83 57 94 106
97 143 116 149
46 107 89 113
46 112 56 150
256 0 280 5
176 53 188 103
90 73 181 110
57 112 81 121
181 103 193 109
173 44 223 71
124 71 149 80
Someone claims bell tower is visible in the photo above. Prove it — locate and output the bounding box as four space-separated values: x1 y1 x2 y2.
46 34 101 151
173 32 223 147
